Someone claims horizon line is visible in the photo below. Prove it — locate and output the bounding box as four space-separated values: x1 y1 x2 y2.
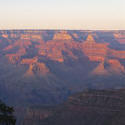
0 29 125 31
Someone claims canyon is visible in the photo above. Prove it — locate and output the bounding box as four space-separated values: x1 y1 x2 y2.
0 30 125 124
0 30 125 105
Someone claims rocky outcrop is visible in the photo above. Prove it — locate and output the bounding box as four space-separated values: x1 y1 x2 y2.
114 33 125 44
2 34 8 38
21 57 38 65
20 34 42 40
24 62 50 77
53 31 73 40
82 34 108 62
107 59 125 74
22 89 125 125
92 59 125 75
92 61 108 75
6 54 20 64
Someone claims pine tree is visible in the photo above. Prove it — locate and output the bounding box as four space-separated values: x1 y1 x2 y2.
0 100 16 125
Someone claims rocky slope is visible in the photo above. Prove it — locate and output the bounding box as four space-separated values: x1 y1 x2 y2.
22 89 125 125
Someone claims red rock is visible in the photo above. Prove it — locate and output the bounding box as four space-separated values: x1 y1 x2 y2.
24 62 49 77
92 61 108 75
2 31 125 77
21 57 38 65
53 31 72 40
107 59 125 74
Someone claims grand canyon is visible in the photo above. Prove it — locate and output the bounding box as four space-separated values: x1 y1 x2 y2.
0 30 125 125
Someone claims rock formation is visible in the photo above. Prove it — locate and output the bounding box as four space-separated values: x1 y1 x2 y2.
53 31 73 40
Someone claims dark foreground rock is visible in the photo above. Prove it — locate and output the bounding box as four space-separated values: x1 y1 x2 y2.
22 89 125 125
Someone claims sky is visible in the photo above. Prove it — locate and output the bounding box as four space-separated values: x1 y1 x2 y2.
0 0 125 30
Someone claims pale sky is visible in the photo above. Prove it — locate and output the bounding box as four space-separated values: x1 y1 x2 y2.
0 0 125 30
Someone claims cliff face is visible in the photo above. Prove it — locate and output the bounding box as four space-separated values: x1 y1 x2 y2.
0 30 125 106
22 89 125 125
